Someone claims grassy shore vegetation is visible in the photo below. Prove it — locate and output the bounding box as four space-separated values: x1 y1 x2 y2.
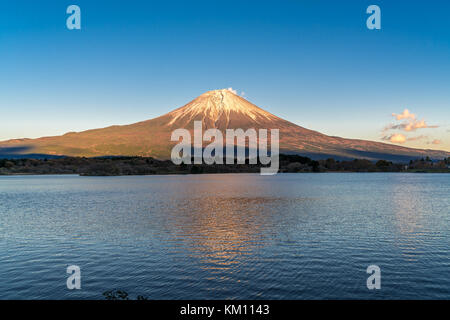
0 155 449 176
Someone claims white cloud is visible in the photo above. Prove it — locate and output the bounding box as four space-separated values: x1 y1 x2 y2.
381 109 439 144
384 119 438 132
227 88 238 95
382 133 406 144
392 109 416 120
431 139 442 145
381 134 428 144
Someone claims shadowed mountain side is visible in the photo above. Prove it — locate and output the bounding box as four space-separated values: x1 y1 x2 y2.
1 89 448 161
0 146 65 159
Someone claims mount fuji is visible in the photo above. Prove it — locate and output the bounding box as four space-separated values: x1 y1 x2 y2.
1 89 448 161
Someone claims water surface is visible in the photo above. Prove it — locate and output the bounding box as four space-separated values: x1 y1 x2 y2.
0 173 449 299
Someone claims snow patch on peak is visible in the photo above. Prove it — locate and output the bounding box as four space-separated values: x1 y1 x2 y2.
203 88 238 96
167 89 277 127
226 87 237 95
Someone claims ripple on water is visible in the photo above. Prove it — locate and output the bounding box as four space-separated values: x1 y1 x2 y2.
0 173 449 299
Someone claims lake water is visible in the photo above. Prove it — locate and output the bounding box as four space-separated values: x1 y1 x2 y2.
0 173 449 299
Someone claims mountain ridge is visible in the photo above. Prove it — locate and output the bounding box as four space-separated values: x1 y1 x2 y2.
1 89 449 161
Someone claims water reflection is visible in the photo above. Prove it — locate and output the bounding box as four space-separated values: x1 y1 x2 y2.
163 196 293 272
1 173 449 299
390 176 429 261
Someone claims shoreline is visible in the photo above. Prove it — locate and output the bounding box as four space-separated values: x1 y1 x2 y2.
1 170 449 177
1 155 448 176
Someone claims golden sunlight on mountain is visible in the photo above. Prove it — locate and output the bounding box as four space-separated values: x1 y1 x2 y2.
167 89 278 129
1 90 449 161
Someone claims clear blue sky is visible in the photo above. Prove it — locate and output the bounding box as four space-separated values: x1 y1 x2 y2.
1 0 449 151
